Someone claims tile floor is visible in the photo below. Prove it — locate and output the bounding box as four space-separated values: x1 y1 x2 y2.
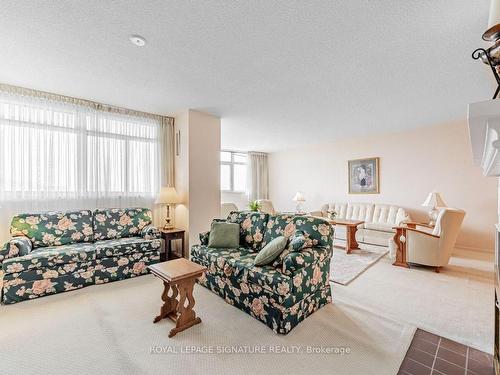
398 329 495 375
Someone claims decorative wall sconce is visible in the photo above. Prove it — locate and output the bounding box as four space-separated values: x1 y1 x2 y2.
472 0 500 99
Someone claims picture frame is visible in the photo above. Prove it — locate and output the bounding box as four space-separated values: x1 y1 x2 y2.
348 157 380 194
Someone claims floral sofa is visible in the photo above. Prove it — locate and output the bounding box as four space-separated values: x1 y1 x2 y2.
191 211 333 334
0 208 162 304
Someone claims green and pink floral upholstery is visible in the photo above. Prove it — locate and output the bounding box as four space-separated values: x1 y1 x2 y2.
191 212 333 334
1 207 162 304
10 210 94 248
226 211 269 250
93 208 153 240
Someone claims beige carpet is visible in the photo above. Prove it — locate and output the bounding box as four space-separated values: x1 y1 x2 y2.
332 248 494 354
331 247 388 285
0 275 415 375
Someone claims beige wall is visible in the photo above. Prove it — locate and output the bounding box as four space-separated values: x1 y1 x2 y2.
174 109 221 255
268 121 497 251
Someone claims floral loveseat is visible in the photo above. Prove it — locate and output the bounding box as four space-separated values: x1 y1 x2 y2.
191 211 333 334
0 208 162 304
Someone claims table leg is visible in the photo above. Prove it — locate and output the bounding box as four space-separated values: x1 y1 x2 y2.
392 228 409 268
168 277 201 338
153 281 178 323
165 239 171 261
345 226 360 254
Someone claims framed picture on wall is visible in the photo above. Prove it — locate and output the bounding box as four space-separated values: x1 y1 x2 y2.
348 157 380 194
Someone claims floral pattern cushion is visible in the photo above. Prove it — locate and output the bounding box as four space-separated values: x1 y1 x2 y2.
0 237 32 263
94 250 160 284
263 215 333 249
2 243 97 275
93 208 152 241
226 211 269 251
94 237 162 258
2 265 96 304
10 210 94 248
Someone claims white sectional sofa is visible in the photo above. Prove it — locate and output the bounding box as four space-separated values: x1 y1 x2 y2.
310 202 411 247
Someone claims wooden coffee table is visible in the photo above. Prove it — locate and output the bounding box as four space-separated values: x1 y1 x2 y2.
328 219 365 254
148 258 207 338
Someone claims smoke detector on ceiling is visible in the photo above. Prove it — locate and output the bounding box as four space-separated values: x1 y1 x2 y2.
129 34 146 47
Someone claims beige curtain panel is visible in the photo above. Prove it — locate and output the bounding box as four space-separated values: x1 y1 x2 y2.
159 117 175 187
247 151 269 201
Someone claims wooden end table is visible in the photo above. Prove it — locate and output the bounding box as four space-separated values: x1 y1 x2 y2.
160 228 185 261
328 219 364 254
148 259 207 338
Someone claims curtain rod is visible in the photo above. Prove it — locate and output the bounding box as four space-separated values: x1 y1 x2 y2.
0 83 174 121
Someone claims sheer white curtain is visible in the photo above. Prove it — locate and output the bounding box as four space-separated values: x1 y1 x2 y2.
247 152 269 201
0 86 170 242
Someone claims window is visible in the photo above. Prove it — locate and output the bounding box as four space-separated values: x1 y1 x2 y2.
0 91 161 200
220 151 247 192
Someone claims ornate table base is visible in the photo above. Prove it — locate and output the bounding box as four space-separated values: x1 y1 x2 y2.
148 259 207 338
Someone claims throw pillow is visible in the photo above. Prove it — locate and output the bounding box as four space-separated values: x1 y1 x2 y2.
272 231 307 268
208 222 240 248
254 236 288 266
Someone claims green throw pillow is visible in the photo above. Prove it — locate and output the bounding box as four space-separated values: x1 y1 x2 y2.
208 222 240 248
254 236 288 266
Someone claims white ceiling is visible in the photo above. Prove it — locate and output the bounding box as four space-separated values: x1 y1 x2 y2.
0 1 493 151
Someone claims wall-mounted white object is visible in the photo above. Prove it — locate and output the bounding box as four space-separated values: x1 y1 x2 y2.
468 99 500 176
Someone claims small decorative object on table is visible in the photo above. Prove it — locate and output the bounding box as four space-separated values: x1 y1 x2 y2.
421 191 446 226
292 191 306 213
327 209 337 220
156 186 181 230
248 200 262 211
160 228 185 261
149 258 207 338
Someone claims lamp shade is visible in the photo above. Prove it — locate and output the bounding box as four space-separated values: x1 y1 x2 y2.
421 192 446 208
156 187 181 204
292 191 306 202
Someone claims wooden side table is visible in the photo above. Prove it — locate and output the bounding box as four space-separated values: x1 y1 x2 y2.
148 259 207 338
328 219 364 254
160 229 185 261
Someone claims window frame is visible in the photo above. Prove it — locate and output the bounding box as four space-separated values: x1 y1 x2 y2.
220 150 247 193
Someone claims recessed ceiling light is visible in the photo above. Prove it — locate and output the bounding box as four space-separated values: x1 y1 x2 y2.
129 34 146 47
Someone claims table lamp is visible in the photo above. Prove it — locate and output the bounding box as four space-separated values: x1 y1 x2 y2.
293 191 306 214
421 191 446 225
156 187 181 230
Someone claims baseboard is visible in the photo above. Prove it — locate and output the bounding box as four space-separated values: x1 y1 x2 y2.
454 245 494 254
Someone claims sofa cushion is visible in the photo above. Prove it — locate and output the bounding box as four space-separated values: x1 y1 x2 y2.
254 236 287 266
262 214 295 246
190 245 292 298
94 237 162 258
2 243 97 275
226 211 269 250
208 222 240 248
93 208 152 241
10 210 94 248
263 215 333 249
363 222 395 233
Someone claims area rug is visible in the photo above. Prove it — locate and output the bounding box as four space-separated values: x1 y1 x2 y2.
331 247 388 285
0 275 414 375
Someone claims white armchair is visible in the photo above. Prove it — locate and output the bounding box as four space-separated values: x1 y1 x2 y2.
392 208 465 272
257 199 276 215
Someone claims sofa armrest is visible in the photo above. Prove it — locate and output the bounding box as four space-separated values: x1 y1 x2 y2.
141 225 160 240
0 237 33 264
199 231 210 246
281 247 331 275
